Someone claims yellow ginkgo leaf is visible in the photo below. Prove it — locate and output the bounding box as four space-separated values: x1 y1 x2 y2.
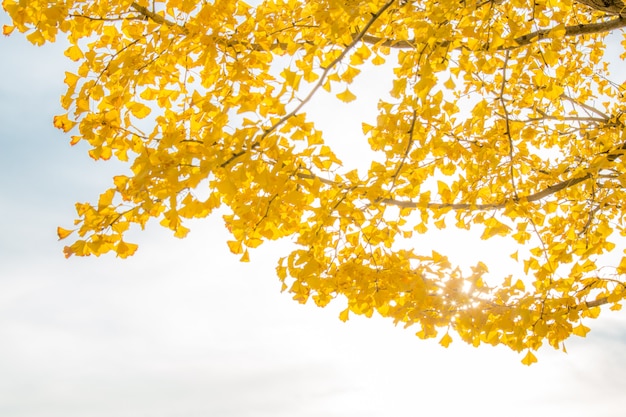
116 241 138 259
57 226 74 240
336 88 356 103
174 225 190 238
227 240 243 254
3 25 15 36
53 114 75 132
521 351 537 366
128 102 151 119
25 30 45 46
339 308 350 322
439 333 453 348
572 324 590 338
64 45 83 61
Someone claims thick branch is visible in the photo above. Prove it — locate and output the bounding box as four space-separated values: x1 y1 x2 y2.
361 16 626 50
130 3 178 28
129 1 626 60
576 0 626 16
513 16 626 46
585 296 609 307
382 173 593 210
296 163 595 212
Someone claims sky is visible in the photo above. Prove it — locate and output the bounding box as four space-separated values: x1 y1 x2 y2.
2 7 626 417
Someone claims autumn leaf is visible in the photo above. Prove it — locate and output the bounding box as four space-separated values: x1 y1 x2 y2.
339 308 350 322
128 102 151 119
64 45 83 61
25 30 45 45
116 241 138 259
53 114 75 132
521 351 538 366
572 324 590 338
336 88 357 103
439 333 453 348
227 240 243 255
57 227 74 240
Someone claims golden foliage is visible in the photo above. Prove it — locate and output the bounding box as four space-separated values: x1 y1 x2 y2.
5 0 626 362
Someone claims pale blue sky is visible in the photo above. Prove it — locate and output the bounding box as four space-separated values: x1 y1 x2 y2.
2 9 626 417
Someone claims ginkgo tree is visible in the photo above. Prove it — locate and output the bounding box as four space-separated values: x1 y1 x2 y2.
4 0 626 364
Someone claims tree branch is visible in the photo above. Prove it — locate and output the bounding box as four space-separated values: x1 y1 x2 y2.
576 0 626 17
130 2 179 28
360 16 626 50
585 296 609 307
381 173 593 210
128 1 626 59
512 16 626 47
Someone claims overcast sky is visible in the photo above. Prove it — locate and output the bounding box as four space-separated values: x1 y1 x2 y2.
2 9 626 417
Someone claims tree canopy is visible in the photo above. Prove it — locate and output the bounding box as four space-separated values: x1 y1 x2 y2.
4 0 626 363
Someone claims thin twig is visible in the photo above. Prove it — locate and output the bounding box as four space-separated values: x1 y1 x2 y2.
390 110 418 191
560 94 611 120
497 50 518 199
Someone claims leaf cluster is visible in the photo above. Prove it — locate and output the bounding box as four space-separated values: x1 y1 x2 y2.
5 0 626 362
